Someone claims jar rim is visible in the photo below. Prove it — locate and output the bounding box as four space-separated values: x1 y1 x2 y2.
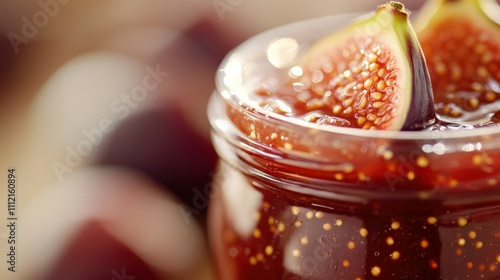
209 91 500 205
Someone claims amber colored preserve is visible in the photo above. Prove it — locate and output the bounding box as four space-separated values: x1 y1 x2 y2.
207 12 500 280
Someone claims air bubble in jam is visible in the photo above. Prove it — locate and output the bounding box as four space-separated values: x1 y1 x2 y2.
303 113 351 127
490 111 500 123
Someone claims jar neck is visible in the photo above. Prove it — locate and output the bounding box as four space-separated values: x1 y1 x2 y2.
209 92 500 212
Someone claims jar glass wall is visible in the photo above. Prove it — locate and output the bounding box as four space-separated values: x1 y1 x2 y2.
207 12 500 280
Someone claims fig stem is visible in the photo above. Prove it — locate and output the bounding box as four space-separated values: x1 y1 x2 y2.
379 1 411 17
390 1 405 11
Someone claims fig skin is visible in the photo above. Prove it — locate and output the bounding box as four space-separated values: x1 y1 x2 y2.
388 3 436 130
293 2 436 130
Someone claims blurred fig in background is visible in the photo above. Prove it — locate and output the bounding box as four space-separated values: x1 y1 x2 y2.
93 105 217 223
19 167 213 280
92 17 246 222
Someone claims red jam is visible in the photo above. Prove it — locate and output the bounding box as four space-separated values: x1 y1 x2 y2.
208 9 500 280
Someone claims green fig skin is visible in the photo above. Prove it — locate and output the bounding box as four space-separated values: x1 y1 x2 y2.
365 2 437 131
393 8 437 130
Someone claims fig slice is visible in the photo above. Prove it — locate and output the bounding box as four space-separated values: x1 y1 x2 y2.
272 1 436 130
414 0 500 122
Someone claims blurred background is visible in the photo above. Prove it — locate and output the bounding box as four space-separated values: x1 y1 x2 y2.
0 1 430 279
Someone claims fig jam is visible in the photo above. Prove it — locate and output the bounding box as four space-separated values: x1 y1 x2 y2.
208 13 500 280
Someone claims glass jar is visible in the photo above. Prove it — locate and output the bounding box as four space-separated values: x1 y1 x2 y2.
207 12 500 280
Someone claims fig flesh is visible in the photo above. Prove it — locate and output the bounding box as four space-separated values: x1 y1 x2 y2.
415 0 500 122
265 2 436 130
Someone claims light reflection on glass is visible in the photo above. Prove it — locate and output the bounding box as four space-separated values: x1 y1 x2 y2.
266 37 299 68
